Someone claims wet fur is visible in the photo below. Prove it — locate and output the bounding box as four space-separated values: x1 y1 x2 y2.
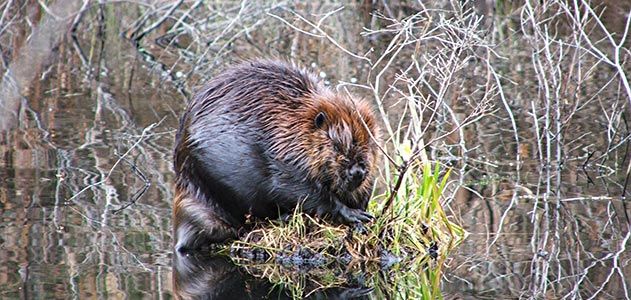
173 60 380 251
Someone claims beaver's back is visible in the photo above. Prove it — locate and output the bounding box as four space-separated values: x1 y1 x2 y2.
173 60 380 251
174 61 323 220
186 60 318 125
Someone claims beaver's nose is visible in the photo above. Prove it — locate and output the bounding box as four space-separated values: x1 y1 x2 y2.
347 163 366 187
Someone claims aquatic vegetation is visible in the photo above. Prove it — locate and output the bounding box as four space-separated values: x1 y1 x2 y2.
226 155 466 298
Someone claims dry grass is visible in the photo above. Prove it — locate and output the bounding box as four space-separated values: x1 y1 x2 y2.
223 160 465 298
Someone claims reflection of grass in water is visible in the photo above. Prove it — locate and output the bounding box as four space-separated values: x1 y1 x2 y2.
223 158 466 299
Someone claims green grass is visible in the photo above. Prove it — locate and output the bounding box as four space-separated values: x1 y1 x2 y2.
218 155 467 298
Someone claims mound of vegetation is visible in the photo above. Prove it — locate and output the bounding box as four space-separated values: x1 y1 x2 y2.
220 160 466 298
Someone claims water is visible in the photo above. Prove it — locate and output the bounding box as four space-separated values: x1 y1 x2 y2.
1 1 630 299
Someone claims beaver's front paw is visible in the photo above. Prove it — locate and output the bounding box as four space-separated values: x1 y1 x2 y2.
338 205 373 224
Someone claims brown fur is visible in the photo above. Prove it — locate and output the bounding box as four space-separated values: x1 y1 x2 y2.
268 91 380 208
173 60 380 251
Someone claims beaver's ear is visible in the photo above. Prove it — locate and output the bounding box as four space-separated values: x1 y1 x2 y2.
314 111 327 129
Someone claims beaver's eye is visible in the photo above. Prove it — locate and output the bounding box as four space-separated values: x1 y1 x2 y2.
314 112 326 129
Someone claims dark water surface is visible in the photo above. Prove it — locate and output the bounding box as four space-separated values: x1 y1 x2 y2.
1 1 630 299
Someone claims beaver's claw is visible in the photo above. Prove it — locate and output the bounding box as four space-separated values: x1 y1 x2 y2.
338 205 373 224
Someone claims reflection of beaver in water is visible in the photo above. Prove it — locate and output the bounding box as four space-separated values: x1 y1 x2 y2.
173 60 381 252
173 251 374 299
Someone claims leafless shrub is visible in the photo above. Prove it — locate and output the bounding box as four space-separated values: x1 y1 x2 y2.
127 1 630 297
2 0 629 298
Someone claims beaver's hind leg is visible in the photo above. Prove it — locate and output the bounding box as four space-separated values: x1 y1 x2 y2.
173 192 237 252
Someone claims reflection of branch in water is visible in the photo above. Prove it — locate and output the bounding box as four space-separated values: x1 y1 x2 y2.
62 203 151 272
67 120 162 202
0 0 83 130
112 155 150 213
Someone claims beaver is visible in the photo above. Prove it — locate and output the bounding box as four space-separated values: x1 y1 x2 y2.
173 60 381 252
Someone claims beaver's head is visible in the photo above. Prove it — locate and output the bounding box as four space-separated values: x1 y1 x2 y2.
264 83 381 207
299 93 381 206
